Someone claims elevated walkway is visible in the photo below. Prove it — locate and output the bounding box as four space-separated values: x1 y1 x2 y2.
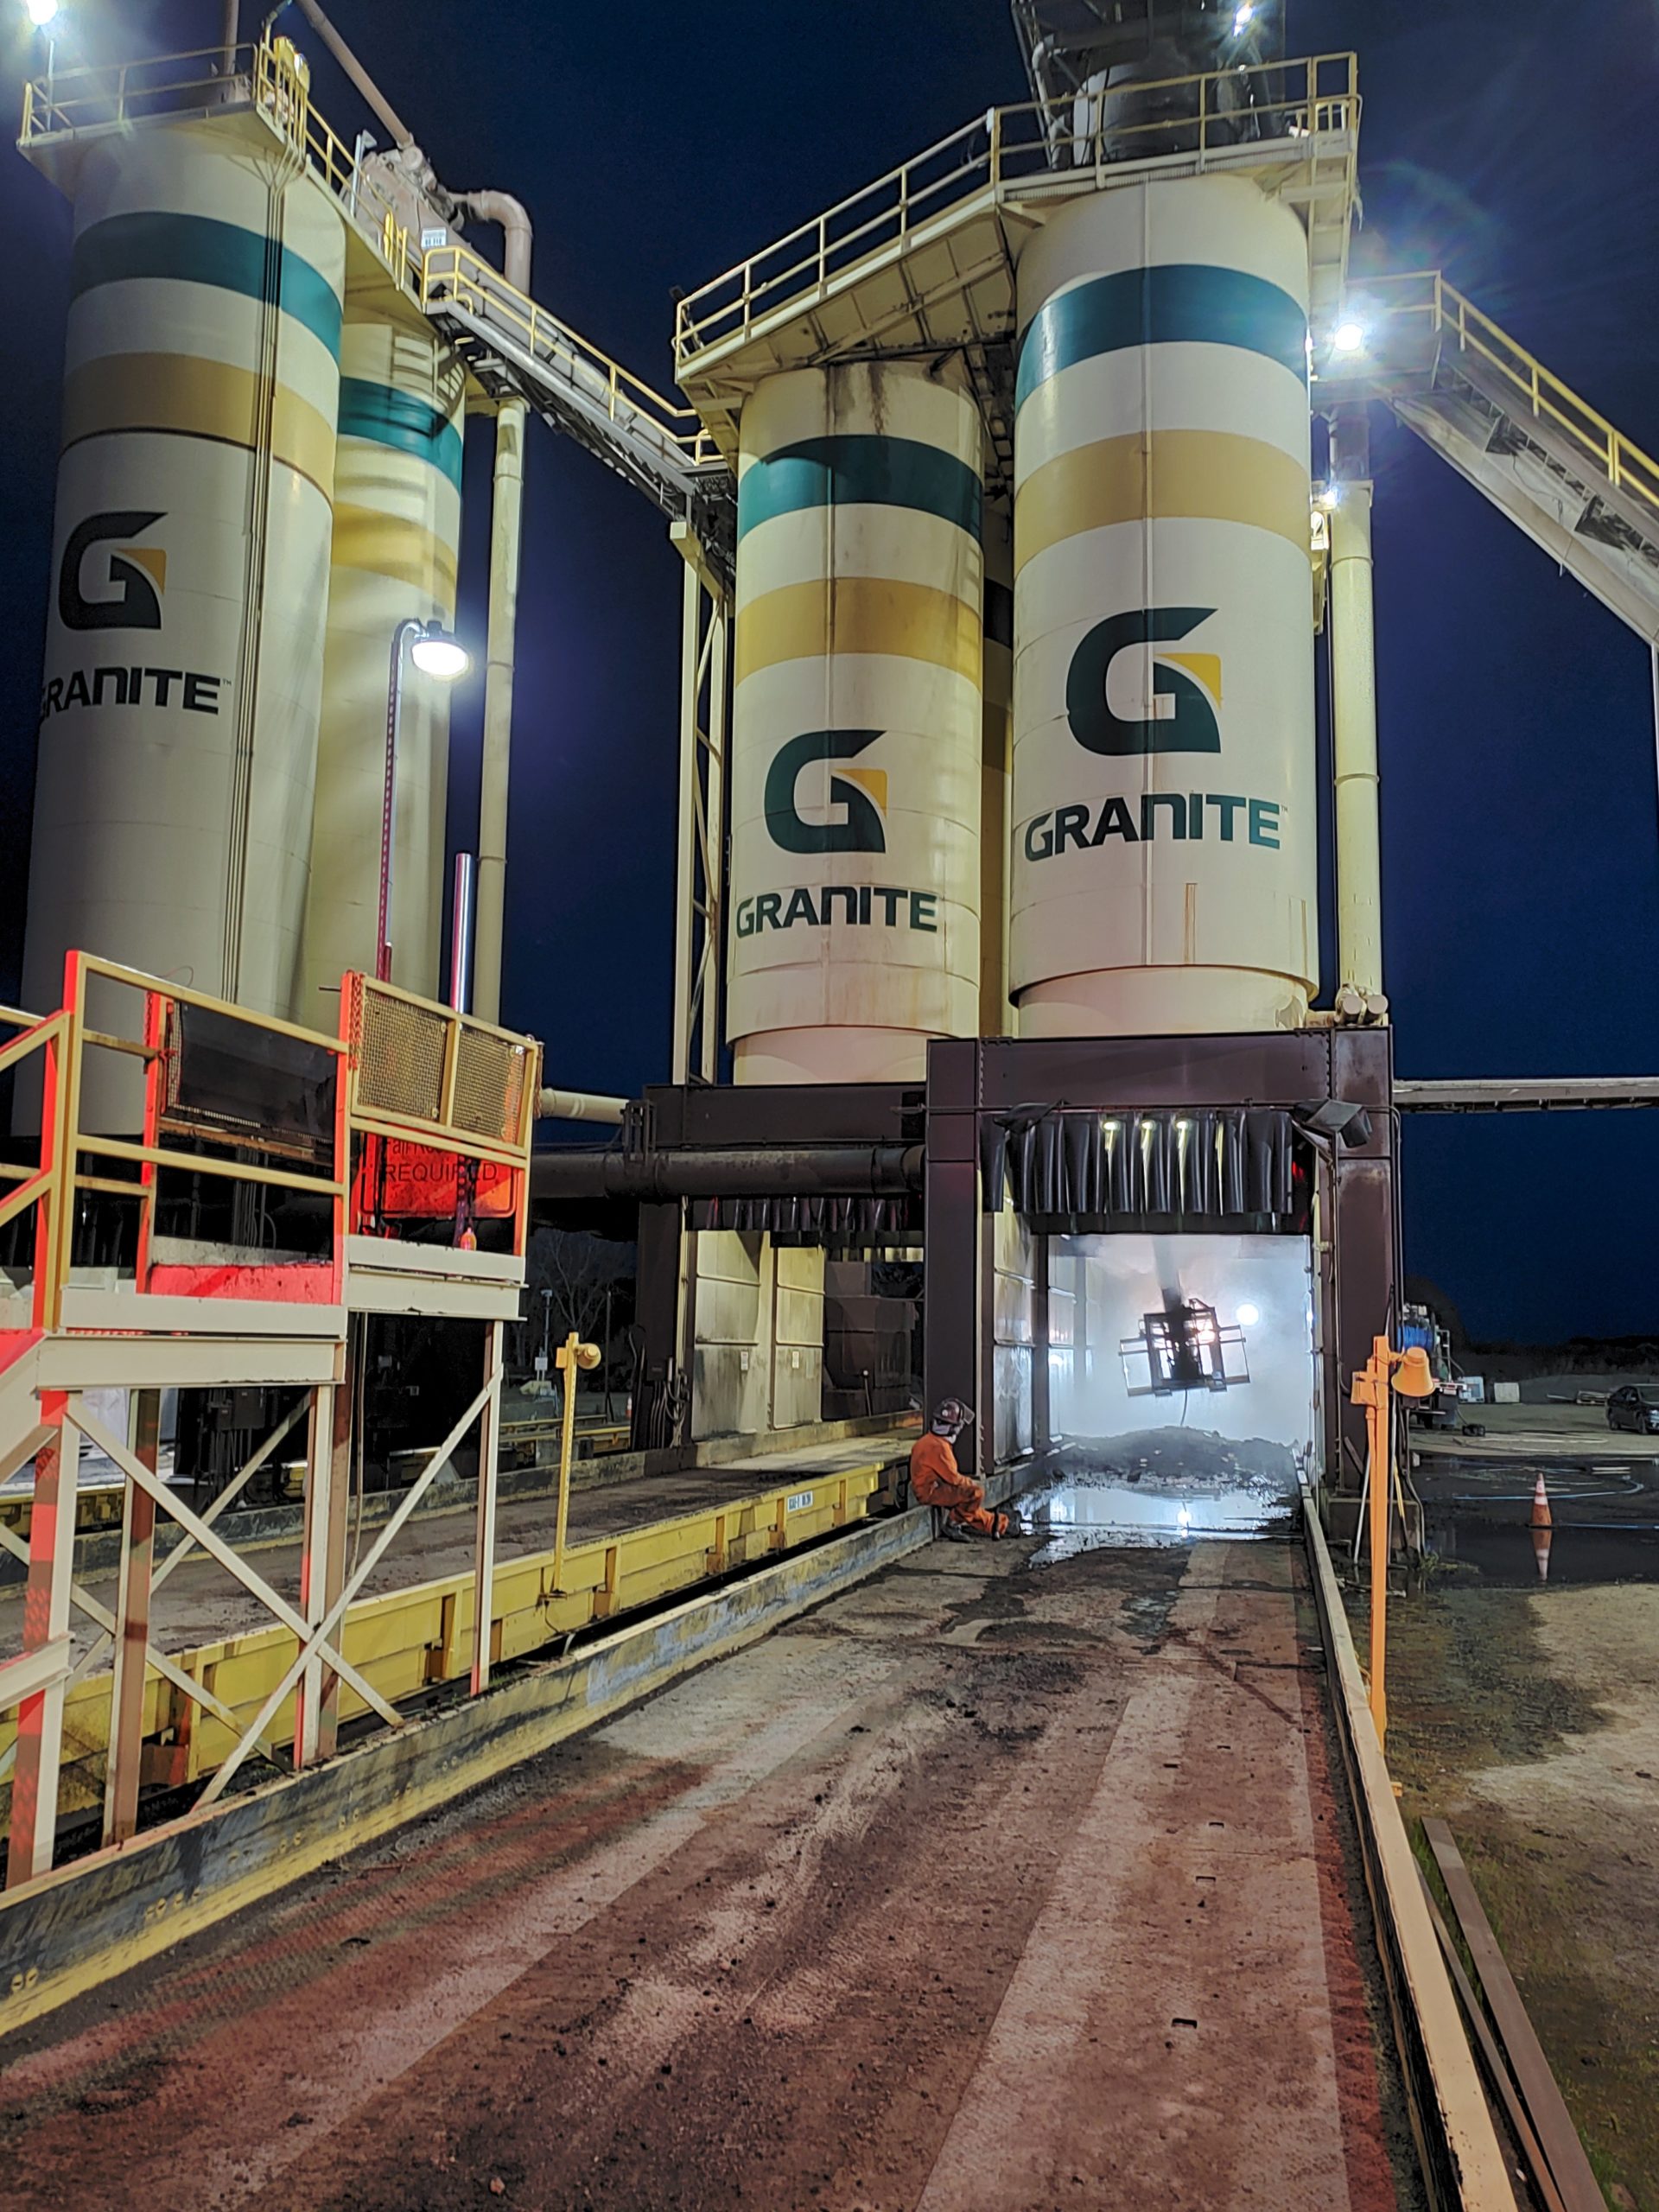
1325 270 1659 641
20 41 738 581
0 955 540 1887
671 55 1362 488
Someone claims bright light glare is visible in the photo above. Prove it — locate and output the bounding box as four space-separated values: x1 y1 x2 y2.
1316 484 1342 512
410 630 469 680
1332 319 1367 354
1236 1302 1261 1329
25 0 60 24
1233 3 1253 28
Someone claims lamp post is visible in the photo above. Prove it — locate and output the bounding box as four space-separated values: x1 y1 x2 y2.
379 618 469 984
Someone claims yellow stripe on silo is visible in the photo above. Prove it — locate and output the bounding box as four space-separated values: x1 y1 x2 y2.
735 577 981 684
329 505 460 600
61 353 337 499
1014 429 1309 572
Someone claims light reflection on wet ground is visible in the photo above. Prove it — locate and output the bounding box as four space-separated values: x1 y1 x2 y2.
1015 1431 1300 1565
1415 1453 1659 1586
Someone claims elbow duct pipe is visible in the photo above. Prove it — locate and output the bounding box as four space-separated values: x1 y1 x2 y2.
531 1145 925 1205
455 191 533 1026
537 1087 629 1126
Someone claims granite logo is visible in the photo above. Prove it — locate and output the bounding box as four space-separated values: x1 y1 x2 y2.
59 511 168 632
764 728 888 855
1067 607 1222 756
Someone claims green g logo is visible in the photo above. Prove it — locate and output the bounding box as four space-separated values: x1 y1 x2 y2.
1067 607 1221 755
765 728 888 855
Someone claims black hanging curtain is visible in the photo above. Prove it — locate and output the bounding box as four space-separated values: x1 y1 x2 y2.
981 1108 1298 1224
690 1194 918 1242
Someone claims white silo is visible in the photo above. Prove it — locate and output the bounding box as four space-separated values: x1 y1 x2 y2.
728 361 983 1084
23 118 344 1090
1009 174 1316 1036
296 288 467 1017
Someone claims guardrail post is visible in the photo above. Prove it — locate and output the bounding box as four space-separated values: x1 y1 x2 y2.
6 1393 79 1890
296 1376 349 1766
469 1319 505 1694
101 1389 161 1847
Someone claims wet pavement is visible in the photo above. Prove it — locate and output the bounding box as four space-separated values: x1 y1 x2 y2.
1017 1430 1301 1563
0 1529 1415 2212
1414 1452 1659 1587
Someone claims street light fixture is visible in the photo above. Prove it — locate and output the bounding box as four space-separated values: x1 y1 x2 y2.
24 0 60 26
379 618 470 985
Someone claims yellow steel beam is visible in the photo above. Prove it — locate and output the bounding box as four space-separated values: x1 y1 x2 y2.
0 1459 893 1827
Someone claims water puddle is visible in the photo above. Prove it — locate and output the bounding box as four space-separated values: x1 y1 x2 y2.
1016 1430 1299 1565
1416 1454 1659 1586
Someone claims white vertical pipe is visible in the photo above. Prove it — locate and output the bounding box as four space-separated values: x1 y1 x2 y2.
473 399 524 1026
1329 403 1384 1004
449 850 476 1013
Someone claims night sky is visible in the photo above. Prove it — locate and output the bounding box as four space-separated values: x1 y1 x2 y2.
2 0 1656 1345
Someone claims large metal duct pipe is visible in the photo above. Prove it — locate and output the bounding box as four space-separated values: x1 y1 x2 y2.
454 190 533 1027
531 1144 923 1203
289 0 416 149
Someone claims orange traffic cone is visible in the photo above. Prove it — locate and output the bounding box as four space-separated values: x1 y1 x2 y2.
1530 1471 1554 1582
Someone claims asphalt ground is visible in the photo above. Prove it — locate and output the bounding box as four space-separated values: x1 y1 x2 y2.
0 1528 1418 2212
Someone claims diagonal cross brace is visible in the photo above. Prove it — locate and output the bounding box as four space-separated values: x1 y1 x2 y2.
64 1402 403 1738
195 1363 503 1808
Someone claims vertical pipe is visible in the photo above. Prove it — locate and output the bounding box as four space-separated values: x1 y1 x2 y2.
1330 403 1384 1003
671 556 702 1084
1366 1343 1389 1746
378 621 414 983
459 192 532 1028
473 400 524 1024
449 851 476 1012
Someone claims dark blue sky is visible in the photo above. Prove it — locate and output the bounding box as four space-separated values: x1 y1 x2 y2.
2 0 1656 1344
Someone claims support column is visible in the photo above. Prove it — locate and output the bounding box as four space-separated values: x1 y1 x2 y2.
469 1319 505 1694
296 1373 351 1766
7 1395 79 1888
473 398 526 1025
1329 403 1384 1006
923 1040 985 1476
102 1389 160 1847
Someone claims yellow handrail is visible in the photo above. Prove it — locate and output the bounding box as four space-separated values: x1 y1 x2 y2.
674 53 1359 365
1357 270 1659 525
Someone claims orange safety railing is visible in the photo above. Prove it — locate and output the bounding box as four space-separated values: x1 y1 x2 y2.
0 954 353 1333
0 960 542 1338
1347 270 1659 528
673 54 1359 367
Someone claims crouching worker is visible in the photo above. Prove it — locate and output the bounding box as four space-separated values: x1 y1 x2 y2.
909 1399 1008 1539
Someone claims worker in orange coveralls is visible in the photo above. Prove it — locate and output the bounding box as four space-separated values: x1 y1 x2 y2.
909 1398 1008 1540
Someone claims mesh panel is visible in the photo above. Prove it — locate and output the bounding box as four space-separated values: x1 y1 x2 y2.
355 988 448 1124
452 1029 528 1142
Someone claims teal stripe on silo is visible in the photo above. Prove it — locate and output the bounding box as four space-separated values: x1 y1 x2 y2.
737 434 982 543
338 377 464 493
1015 264 1306 410
71 211 343 357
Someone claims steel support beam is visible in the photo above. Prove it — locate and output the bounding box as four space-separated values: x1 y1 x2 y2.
6 1395 78 1888
1328 404 1384 1006
101 1389 160 1847
671 524 730 1087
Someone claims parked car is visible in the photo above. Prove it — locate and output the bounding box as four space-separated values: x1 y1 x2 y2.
1606 1385 1659 1434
